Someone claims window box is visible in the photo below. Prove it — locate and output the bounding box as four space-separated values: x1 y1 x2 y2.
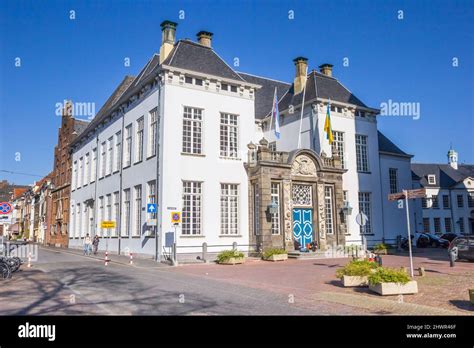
369 281 418 295
219 257 245 265
265 253 288 262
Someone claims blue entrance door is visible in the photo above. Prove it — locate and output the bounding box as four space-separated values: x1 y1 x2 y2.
293 208 313 248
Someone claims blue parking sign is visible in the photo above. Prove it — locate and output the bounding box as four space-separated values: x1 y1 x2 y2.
147 203 157 213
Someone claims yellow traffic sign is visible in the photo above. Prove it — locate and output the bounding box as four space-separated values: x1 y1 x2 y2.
101 221 116 229
171 212 181 224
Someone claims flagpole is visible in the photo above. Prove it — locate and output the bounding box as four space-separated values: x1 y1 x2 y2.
268 87 276 134
297 67 308 149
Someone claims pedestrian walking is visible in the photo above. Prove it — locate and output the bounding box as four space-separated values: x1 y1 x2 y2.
83 234 92 256
92 235 100 255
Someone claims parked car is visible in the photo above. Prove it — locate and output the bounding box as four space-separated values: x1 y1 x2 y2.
440 233 460 242
448 236 474 261
416 233 449 248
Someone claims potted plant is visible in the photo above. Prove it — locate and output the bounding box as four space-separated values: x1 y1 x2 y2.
373 243 388 255
336 259 379 287
263 248 288 262
216 250 245 265
469 289 474 304
368 267 418 295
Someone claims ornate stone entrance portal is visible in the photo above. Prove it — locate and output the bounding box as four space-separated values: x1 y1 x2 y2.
246 138 347 252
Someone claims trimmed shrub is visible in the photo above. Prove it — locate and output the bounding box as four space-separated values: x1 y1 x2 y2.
336 259 379 279
263 248 288 260
217 250 244 263
368 267 411 285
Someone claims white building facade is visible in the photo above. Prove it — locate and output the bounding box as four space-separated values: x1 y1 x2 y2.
69 20 415 260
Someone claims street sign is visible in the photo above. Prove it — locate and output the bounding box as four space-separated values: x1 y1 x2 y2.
171 211 181 224
388 188 426 201
165 232 174 248
0 202 13 215
100 221 116 229
355 212 368 226
147 203 157 213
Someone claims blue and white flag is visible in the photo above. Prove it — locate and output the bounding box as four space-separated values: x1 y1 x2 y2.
272 87 280 139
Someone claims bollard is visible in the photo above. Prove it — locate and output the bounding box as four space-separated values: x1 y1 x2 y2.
232 242 237 251
27 252 32 268
449 250 456 267
418 267 426 277
202 242 208 263
375 255 383 266
130 252 133 265
105 251 110 266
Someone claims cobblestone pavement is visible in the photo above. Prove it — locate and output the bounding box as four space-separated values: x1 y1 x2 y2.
173 249 474 315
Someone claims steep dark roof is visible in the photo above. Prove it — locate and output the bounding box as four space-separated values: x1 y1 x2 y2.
411 163 474 188
378 131 412 158
73 119 90 135
162 40 245 81
238 72 290 119
277 70 368 114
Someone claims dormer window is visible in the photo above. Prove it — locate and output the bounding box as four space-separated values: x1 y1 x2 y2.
185 76 203 86
427 175 436 185
230 85 237 92
221 83 229 91
195 78 203 86
355 110 365 117
185 76 193 84
220 83 238 93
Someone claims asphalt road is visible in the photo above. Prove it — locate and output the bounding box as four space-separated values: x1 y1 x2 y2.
5 247 320 315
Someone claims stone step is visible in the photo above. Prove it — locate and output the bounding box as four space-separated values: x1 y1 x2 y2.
288 250 328 259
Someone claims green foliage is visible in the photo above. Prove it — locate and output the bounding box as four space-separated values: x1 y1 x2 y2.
263 248 288 259
368 267 411 285
373 243 388 251
217 249 244 263
336 259 379 279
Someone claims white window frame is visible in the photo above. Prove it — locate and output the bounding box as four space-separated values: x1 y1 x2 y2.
98 196 104 236
427 175 436 185
182 107 203 155
72 160 77 190
182 181 202 235
100 141 106 178
358 192 372 234
84 153 89 185
332 131 345 168
78 157 83 188
355 134 369 172
133 185 142 237
220 113 239 159
124 124 132 168
112 191 119 237
324 186 334 235
106 137 113 175
147 181 156 220
114 131 121 172
122 189 131 236
220 183 239 235
135 117 144 163
90 148 97 183
148 108 158 158
271 182 281 235
389 168 398 194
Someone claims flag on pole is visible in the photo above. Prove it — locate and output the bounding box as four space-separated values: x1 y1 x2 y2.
324 100 334 144
272 87 281 139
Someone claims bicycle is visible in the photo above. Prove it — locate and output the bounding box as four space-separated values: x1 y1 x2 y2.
0 260 12 279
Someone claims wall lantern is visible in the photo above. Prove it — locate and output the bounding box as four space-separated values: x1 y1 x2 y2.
342 201 353 216
267 201 279 215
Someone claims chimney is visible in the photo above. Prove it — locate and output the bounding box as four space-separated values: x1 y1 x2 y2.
197 31 213 47
293 57 308 95
319 63 333 77
159 20 178 64
448 148 458 170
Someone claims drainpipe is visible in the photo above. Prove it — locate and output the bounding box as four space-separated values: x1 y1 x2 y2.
377 154 386 243
118 109 126 255
155 74 163 262
93 135 99 239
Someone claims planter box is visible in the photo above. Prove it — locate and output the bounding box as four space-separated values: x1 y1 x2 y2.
369 280 418 295
219 257 245 265
469 289 474 304
342 275 368 287
374 249 388 255
265 254 288 262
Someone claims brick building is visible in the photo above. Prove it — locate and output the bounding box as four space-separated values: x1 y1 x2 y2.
46 102 89 247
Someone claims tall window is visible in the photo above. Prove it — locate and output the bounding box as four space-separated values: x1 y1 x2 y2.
358 192 372 234
220 184 239 235
422 197 428 209
106 194 112 226
443 195 450 209
114 131 121 172
133 185 142 236
355 134 369 172
431 195 439 209
84 153 89 185
76 204 81 238
122 189 131 236
98 196 104 236
100 141 106 178
445 217 452 233
148 108 158 157
72 161 77 190
253 183 260 235
332 131 345 168
423 218 430 233
271 183 280 235
70 204 75 238
124 124 132 167
469 194 474 208
106 137 113 175
325 186 334 235
459 218 465 233
434 217 441 233
220 113 239 158
389 168 398 194
136 117 144 163
91 148 97 183
457 194 464 208
112 191 119 237
182 107 203 154
182 181 202 235
147 181 156 219
78 157 83 188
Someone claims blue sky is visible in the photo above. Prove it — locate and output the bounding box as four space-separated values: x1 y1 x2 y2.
1 0 473 185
